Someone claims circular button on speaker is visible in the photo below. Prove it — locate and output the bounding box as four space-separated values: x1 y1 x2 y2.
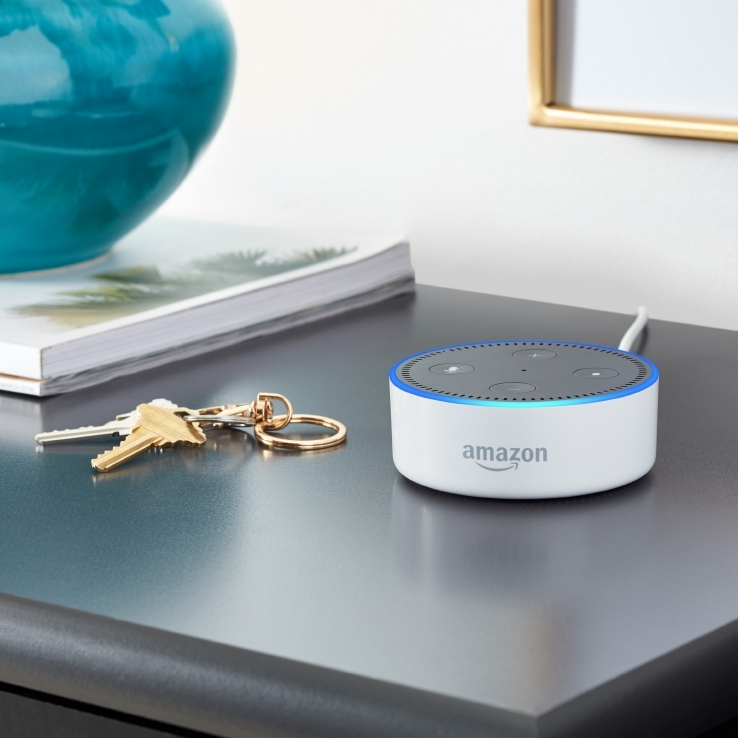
513 349 557 359
490 382 536 393
429 363 475 374
574 368 619 379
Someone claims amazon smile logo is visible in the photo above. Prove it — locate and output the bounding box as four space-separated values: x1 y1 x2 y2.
463 445 548 472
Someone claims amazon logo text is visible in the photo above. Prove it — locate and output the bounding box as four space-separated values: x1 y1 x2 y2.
463 445 548 472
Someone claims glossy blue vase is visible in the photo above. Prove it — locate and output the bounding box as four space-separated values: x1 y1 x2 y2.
0 0 235 274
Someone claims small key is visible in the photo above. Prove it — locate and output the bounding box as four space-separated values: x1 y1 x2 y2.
92 404 206 473
35 399 178 446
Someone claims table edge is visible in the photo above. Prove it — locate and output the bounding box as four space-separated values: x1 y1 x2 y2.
0 592 534 738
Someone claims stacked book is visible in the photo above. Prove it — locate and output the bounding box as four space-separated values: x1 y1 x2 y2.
0 217 413 396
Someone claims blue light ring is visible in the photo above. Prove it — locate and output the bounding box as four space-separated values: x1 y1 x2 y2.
389 341 659 408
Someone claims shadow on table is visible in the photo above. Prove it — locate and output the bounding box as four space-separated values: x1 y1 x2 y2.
391 474 655 599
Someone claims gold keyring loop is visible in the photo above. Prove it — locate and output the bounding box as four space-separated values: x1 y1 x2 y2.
254 414 347 450
257 393 293 431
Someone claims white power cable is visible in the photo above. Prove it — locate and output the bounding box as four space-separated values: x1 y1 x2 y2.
618 306 648 352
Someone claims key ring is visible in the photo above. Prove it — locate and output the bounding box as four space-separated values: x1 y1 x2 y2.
255 414 347 450
182 392 346 451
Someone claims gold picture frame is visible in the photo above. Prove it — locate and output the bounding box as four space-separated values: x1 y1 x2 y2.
528 0 738 142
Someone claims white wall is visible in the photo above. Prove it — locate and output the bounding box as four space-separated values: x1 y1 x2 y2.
161 0 738 331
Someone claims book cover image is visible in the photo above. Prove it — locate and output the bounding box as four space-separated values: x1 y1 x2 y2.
0 218 359 349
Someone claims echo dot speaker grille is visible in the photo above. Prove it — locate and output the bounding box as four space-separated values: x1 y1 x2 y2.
389 342 659 499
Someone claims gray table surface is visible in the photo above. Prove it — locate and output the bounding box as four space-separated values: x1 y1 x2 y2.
1 285 738 738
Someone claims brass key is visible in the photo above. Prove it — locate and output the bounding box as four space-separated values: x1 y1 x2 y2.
92 404 206 473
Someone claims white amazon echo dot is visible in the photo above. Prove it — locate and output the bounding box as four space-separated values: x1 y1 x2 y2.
389 341 659 499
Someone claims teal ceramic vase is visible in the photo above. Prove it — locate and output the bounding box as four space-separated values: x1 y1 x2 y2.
0 0 235 274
